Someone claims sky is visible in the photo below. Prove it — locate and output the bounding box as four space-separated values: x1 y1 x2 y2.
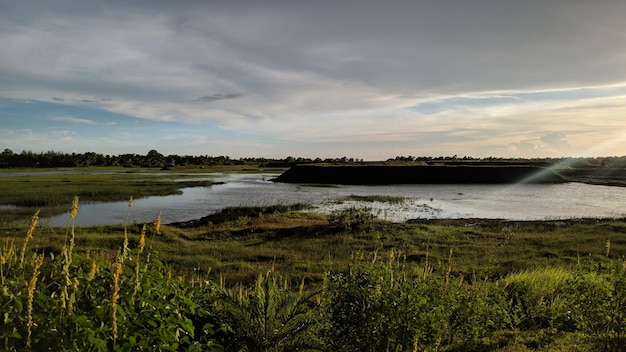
2 1 626 160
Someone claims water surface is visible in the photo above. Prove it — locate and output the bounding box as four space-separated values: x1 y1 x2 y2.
44 173 626 226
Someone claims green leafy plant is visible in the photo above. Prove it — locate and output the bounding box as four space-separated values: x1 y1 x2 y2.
216 271 322 351
504 267 573 331
566 264 626 351
0 205 224 352
322 261 452 352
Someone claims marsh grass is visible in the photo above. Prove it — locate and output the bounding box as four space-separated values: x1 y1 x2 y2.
6 198 626 350
344 194 407 203
4 207 626 286
0 171 220 224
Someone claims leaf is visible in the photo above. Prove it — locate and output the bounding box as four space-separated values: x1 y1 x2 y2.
202 323 215 335
87 333 108 352
117 304 127 321
210 343 225 352
74 315 89 325
14 298 23 313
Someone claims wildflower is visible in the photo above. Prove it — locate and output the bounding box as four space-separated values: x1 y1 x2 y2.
27 254 44 347
1 239 13 265
139 224 146 254
154 212 161 235
111 261 123 342
88 260 98 281
20 210 39 268
70 195 79 220
62 197 79 312
122 228 130 261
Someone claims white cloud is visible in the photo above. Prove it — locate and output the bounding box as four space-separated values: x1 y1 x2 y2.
50 117 97 125
2 1 626 158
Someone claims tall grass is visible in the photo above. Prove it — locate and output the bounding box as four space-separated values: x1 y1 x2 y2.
0 200 223 351
5 198 626 350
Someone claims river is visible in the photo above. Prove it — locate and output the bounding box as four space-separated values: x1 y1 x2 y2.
42 173 626 226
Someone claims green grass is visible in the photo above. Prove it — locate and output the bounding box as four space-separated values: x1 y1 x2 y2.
2 174 212 204
7 206 625 286
5 203 626 350
0 166 283 223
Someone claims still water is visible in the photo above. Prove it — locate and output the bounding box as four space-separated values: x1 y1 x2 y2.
46 173 626 226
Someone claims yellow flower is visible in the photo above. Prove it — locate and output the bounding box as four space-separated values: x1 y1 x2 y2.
88 260 98 281
139 224 146 254
27 254 44 347
154 213 161 235
20 210 39 268
26 210 39 240
70 196 79 220
111 261 123 342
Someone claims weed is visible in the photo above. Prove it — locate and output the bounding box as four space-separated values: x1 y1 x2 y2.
328 207 376 231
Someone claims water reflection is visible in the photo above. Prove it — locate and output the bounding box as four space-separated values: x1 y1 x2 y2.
46 173 626 226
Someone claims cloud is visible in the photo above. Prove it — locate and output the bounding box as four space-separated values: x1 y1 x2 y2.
2 1 626 158
4 2 626 107
50 117 97 125
193 93 243 102
540 133 571 151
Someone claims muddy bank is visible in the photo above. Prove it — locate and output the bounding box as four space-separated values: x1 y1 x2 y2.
273 165 566 185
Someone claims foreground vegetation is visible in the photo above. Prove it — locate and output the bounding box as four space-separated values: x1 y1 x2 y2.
3 198 626 351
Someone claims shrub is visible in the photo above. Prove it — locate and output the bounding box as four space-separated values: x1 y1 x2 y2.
448 279 513 346
566 265 626 351
322 263 451 351
328 207 376 231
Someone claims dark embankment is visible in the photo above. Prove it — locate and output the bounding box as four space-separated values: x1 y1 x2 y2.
273 165 566 185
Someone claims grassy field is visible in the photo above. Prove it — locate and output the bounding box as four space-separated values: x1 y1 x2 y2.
3 203 626 350
34 207 624 285
4 168 626 350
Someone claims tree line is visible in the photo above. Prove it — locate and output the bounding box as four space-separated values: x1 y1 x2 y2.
0 148 363 168
3 147 626 169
